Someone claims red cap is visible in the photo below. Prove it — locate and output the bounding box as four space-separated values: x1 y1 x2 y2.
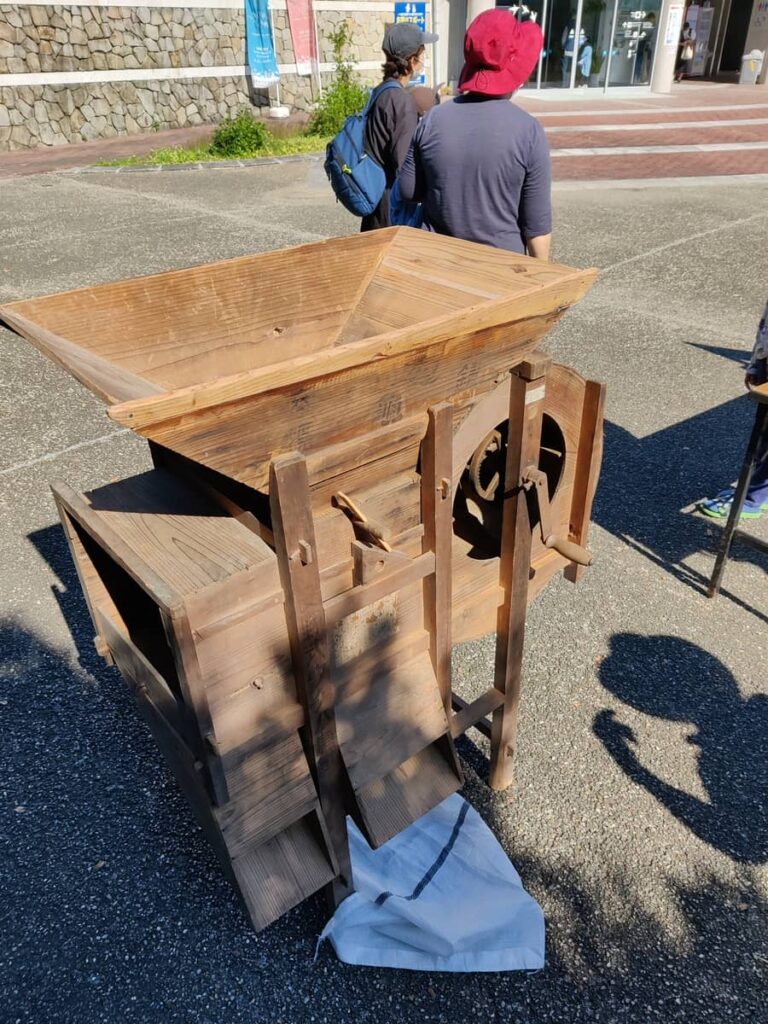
458 10 543 96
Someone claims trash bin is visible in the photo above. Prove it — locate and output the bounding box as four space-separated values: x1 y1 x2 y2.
740 50 764 85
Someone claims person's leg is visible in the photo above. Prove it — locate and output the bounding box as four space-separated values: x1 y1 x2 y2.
747 358 768 505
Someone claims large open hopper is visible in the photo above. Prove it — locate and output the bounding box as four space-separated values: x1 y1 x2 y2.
1 228 596 491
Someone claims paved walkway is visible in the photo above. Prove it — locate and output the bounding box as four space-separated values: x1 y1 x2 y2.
1 82 767 182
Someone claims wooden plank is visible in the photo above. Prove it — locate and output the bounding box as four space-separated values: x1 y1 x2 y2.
333 630 429 704
231 810 337 931
163 607 229 805
99 613 200 753
564 380 606 585
85 469 274 598
53 492 126 660
1 231 389 391
0 307 163 405
51 480 180 612
323 552 435 627
126 313 564 492
213 734 321 856
490 359 550 791
451 689 504 739
108 271 596 432
335 650 449 792
421 404 454 714
305 414 427 491
269 452 352 899
354 738 462 849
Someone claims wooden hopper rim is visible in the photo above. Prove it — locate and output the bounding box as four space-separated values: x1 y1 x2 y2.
0 227 598 433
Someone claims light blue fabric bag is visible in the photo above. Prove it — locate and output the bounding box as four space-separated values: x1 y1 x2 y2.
318 794 545 972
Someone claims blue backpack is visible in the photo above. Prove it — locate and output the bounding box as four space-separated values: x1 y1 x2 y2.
324 80 401 218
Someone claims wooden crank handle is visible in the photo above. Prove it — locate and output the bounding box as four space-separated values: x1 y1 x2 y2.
544 534 593 566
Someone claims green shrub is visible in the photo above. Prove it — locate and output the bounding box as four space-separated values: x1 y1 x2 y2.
308 22 370 136
211 111 272 157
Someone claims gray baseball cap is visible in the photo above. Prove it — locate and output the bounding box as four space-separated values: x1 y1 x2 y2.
383 21 438 59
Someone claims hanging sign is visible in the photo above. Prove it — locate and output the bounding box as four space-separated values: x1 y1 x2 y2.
245 0 280 87
286 0 318 76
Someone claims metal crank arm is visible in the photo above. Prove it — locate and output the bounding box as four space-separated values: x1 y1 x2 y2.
521 466 593 568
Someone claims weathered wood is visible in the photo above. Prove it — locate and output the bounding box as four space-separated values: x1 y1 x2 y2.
29 230 605 934
421 404 454 715
117 311 578 491
323 551 435 626
564 380 606 584
490 358 551 791
451 689 505 739
269 453 353 899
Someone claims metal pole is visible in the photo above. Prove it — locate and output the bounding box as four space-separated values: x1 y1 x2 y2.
537 0 549 90
603 0 620 93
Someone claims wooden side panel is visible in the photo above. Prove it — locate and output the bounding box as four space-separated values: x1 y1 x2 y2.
135 313 565 490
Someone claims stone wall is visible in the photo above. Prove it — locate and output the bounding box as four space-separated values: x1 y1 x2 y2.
0 3 391 150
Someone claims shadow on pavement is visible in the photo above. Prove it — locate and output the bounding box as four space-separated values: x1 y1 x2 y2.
598 398 768 624
595 632 768 865
3 614 767 1022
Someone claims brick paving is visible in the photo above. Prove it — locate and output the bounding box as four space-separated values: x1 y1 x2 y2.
1 82 767 183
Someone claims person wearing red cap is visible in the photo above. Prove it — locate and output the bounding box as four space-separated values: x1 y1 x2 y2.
397 9 552 258
361 21 438 233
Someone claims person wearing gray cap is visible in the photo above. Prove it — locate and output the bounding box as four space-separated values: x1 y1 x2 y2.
361 21 437 232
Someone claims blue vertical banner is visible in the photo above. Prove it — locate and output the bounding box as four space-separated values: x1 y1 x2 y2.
245 0 280 87
394 1 427 85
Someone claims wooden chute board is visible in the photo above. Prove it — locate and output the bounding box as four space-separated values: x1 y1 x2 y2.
2 229 603 931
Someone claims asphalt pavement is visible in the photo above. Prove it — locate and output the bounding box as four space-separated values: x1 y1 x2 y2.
1 162 767 1024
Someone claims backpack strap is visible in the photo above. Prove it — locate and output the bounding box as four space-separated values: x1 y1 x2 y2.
361 79 403 116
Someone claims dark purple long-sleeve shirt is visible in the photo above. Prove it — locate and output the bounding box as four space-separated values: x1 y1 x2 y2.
397 95 552 253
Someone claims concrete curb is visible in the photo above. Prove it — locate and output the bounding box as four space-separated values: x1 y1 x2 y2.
59 153 324 174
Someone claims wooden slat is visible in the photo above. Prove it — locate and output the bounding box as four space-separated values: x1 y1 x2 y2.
421 403 454 714
323 552 435 626
99 613 199 752
490 358 550 791
128 313 567 492
354 739 462 849
213 734 321 856
564 379 606 585
451 689 504 739
269 452 352 899
108 271 596 432
332 629 430 705
335 650 449 793
231 811 337 931
0 308 163 405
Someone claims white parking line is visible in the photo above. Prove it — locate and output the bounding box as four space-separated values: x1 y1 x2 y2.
546 118 768 133
0 429 130 478
550 141 768 157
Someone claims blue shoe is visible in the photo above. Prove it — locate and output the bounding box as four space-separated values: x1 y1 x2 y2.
698 489 766 520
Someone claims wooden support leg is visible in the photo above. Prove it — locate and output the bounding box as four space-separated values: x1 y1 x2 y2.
421 403 454 716
564 380 606 585
490 355 551 791
269 453 353 905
